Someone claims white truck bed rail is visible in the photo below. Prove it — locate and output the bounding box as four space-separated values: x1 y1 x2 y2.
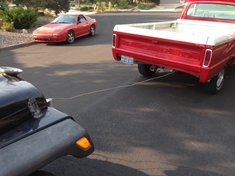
113 19 235 46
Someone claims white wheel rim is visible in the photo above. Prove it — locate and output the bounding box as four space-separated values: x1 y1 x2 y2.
91 27 95 35
68 32 74 43
216 69 224 89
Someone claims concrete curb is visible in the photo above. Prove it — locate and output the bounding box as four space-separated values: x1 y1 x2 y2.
99 10 178 13
69 7 181 15
0 42 37 52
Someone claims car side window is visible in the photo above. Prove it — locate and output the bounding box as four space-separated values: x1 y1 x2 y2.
79 15 87 22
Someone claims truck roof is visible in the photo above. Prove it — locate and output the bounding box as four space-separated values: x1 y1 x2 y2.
186 0 235 3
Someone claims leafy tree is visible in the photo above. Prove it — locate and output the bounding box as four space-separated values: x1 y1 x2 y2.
0 0 7 3
12 0 70 14
47 0 70 15
0 0 8 7
12 0 48 10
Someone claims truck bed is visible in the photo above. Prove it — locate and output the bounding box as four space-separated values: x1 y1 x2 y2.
112 19 235 78
114 19 235 46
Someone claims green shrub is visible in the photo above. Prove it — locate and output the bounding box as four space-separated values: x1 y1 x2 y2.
1 21 15 32
10 7 38 29
44 9 52 15
34 19 50 27
100 2 107 11
108 2 112 10
79 5 93 11
137 2 156 10
0 6 38 29
118 0 128 9
113 4 118 9
80 6 89 11
0 5 12 23
175 5 184 11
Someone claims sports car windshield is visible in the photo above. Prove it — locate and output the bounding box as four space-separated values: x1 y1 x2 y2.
186 3 235 20
51 15 76 23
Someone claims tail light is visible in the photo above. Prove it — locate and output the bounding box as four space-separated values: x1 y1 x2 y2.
202 49 212 67
112 34 116 47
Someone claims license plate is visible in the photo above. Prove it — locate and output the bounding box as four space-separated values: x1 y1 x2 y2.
121 55 134 65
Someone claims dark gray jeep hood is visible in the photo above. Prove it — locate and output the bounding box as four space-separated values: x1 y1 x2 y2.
0 67 47 134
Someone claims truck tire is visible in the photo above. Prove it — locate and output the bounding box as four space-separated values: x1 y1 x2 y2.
138 64 156 77
203 68 225 94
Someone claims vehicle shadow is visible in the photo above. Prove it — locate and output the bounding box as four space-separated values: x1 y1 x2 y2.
164 166 224 176
29 171 55 176
31 156 149 176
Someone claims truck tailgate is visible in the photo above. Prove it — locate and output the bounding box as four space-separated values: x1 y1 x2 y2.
113 31 207 76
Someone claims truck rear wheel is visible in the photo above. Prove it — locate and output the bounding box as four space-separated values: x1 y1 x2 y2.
203 68 225 94
138 64 156 77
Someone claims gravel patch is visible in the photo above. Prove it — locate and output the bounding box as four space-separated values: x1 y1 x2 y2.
0 28 37 48
0 15 54 49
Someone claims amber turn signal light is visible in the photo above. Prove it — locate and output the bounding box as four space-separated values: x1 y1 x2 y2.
76 137 91 149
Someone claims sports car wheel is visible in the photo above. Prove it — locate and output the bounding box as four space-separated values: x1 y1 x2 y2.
138 64 156 77
67 30 75 44
90 25 95 36
203 67 225 94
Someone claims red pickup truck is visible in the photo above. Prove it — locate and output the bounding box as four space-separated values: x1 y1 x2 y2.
112 0 235 94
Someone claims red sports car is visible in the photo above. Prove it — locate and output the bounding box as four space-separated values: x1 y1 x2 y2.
32 14 97 44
